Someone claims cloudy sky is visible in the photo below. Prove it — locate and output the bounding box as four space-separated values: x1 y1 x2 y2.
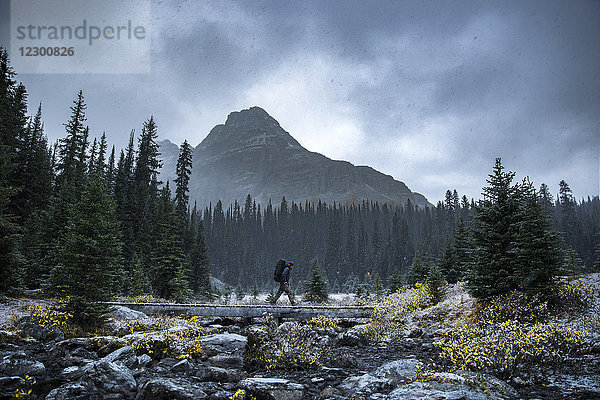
1 0 599 203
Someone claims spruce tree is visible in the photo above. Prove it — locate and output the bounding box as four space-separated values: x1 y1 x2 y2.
174 140 193 226
150 184 190 300
407 253 428 285
439 236 459 283
514 181 563 295
467 158 522 298
50 173 123 327
189 219 211 296
304 259 328 303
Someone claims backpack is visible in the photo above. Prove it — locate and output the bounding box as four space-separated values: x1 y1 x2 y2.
273 259 286 282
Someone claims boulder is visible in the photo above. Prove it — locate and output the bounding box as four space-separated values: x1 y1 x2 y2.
0 376 23 398
85 360 137 398
201 366 247 383
171 359 191 373
45 381 99 400
17 316 64 341
108 306 148 320
341 359 420 395
388 371 520 400
0 353 46 376
135 377 208 400
208 354 244 368
338 324 371 346
239 377 304 400
101 345 138 369
137 354 152 367
200 333 247 357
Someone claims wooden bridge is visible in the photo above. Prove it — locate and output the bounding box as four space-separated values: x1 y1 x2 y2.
106 302 374 321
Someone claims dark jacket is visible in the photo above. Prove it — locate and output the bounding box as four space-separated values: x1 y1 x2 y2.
280 266 291 284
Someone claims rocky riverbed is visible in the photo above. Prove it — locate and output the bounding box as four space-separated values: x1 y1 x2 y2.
1 280 600 400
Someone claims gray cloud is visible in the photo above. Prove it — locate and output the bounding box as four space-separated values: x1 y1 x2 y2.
1 0 598 202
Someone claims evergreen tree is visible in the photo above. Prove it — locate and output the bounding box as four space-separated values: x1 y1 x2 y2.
49 174 123 327
514 181 563 295
426 264 446 304
189 218 211 296
251 281 259 300
388 269 403 294
150 184 190 300
0 47 25 293
304 259 328 302
174 140 193 227
467 158 522 298
439 236 459 283
407 253 428 285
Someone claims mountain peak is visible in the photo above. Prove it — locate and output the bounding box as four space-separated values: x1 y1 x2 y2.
224 106 277 129
199 106 302 154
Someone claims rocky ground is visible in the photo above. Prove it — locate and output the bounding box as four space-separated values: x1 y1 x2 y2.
1 277 599 400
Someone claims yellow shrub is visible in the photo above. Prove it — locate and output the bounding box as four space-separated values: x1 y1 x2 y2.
369 283 433 341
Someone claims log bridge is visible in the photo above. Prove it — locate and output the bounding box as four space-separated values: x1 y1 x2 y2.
106 302 374 322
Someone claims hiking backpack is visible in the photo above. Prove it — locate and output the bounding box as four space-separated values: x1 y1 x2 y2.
273 259 286 282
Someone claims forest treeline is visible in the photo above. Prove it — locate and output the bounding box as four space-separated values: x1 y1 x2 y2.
1 47 599 323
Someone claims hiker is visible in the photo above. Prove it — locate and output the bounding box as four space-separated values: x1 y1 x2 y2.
271 261 296 305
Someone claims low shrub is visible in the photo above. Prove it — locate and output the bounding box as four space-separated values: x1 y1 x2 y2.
369 282 434 341
245 316 330 371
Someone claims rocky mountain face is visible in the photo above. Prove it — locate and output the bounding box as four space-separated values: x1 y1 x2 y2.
158 107 430 209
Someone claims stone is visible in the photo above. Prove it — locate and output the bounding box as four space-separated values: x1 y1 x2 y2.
171 359 191 373
320 386 342 399
85 360 137 397
388 371 520 400
45 381 97 400
208 354 243 368
338 324 371 346
17 316 64 341
202 366 247 383
137 354 152 367
200 333 247 357
108 305 148 320
101 345 138 369
341 359 421 396
0 376 23 398
239 377 304 400
136 377 208 400
0 353 46 376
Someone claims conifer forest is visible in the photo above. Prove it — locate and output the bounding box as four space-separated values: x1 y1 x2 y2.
1 46 599 313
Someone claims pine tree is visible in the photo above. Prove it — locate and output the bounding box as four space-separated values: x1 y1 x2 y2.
467 158 522 298
426 264 446 304
439 236 459 283
0 47 25 293
174 140 193 226
407 253 428 285
388 269 403 294
304 259 328 303
150 184 190 300
189 219 211 296
514 181 563 295
49 173 123 327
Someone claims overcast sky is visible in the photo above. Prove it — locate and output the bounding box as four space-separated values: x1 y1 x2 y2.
1 0 599 203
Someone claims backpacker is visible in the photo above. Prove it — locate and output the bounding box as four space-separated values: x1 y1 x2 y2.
273 259 286 282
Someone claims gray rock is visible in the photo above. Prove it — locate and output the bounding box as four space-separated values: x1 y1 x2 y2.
101 345 138 369
202 366 247 383
86 360 137 397
135 377 208 400
239 377 304 400
338 324 371 346
388 371 520 400
137 354 152 367
17 316 64 341
341 359 421 395
0 353 46 376
172 359 191 373
60 364 92 381
200 333 247 357
45 381 98 400
0 376 23 398
108 306 148 320
208 354 243 368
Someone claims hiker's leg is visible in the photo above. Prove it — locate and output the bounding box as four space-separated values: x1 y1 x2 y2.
284 284 295 306
271 284 285 304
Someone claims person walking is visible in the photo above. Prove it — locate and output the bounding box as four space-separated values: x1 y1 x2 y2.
271 261 296 305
